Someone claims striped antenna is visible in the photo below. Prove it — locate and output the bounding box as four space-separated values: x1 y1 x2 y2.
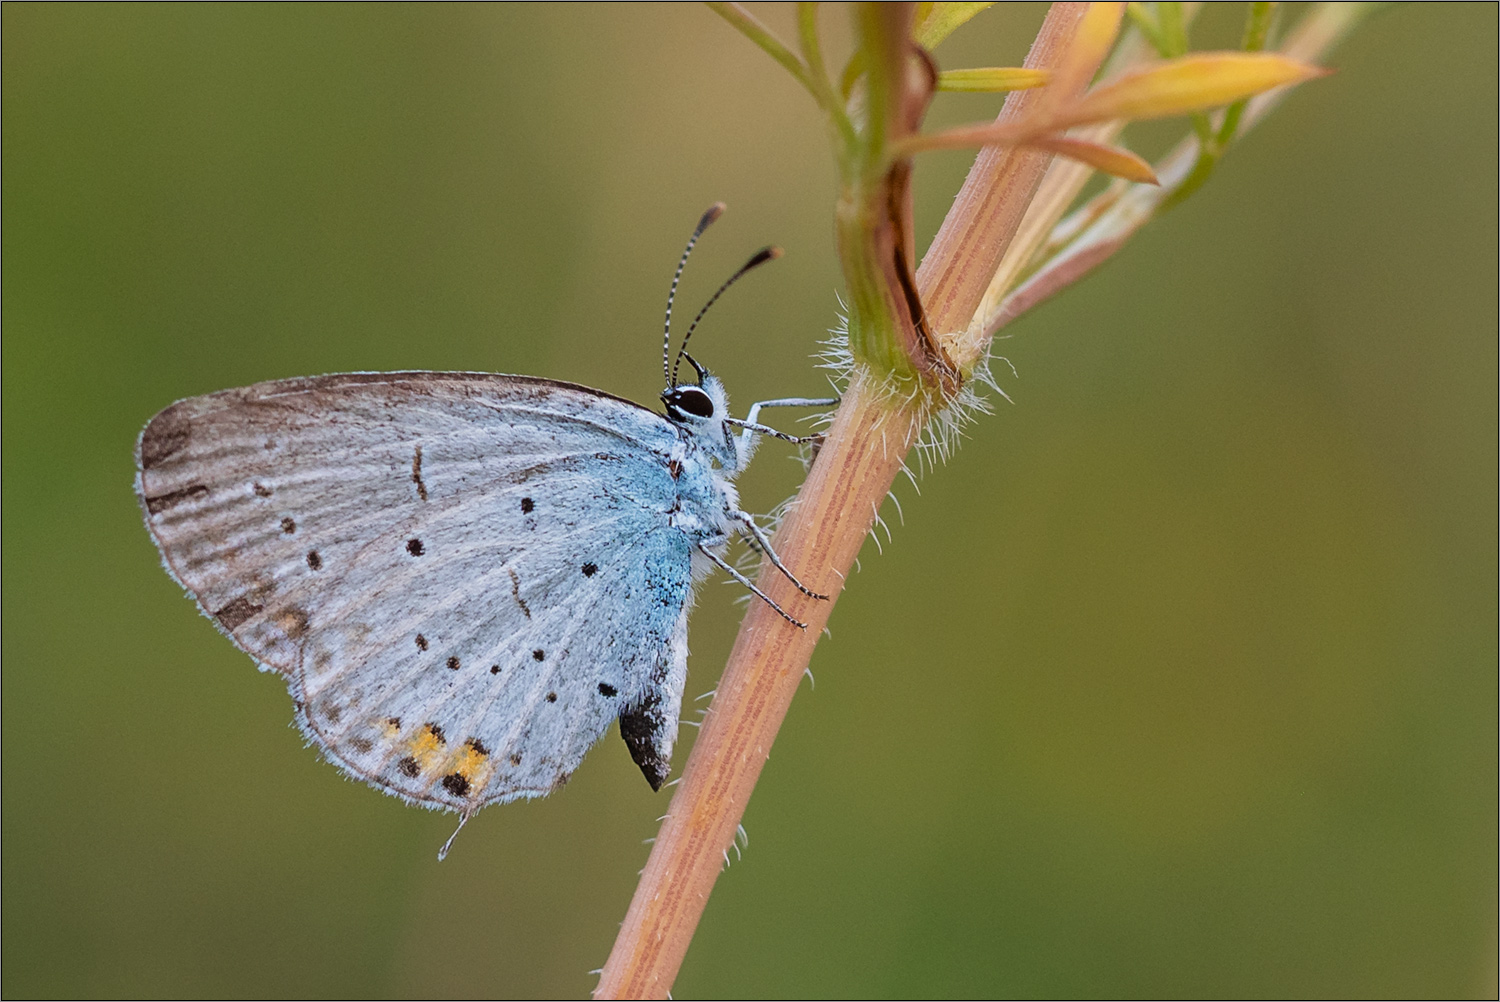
663 203 726 385
671 245 783 386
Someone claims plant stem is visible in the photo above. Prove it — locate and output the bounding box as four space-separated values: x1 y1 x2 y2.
594 5 1100 997
593 372 923 1000
1216 1 1277 147
706 3 825 113
797 3 859 158
595 2 1369 995
918 2 1096 366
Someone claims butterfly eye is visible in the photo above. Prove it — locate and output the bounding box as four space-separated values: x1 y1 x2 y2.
667 386 715 419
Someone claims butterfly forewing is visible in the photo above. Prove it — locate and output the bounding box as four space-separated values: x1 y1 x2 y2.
137 372 695 810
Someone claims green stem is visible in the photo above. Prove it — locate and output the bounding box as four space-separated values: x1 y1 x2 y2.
1164 0 1279 214
854 5 896 179
1124 3 1168 57
834 3 924 383
1217 1 1277 146
839 49 866 100
705 3 822 111
1155 142 1217 214
1155 3 1215 158
1156 2 1189 57
797 3 858 162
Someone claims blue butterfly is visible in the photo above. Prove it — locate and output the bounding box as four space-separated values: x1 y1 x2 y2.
136 204 834 855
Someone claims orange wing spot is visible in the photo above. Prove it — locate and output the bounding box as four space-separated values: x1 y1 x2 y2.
445 741 494 791
380 717 402 740
407 725 447 773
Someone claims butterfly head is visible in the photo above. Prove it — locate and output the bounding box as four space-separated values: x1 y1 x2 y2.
662 350 719 416
662 354 737 464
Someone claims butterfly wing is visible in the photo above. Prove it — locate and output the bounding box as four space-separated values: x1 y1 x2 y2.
137 372 696 811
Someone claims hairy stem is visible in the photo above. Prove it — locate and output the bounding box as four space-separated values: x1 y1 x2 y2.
593 372 924 999
918 2 1096 365
595 5 1100 997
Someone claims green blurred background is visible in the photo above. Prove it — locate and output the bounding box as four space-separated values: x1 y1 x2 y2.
3 4 1495 998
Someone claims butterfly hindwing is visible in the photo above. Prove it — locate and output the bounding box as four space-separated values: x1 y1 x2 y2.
294 471 692 808
137 372 698 809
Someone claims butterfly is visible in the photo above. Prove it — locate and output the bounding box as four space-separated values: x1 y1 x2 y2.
135 204 834 855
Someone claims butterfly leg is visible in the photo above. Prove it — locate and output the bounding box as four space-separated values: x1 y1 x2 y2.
729 509 829 601
728 396 840 451
744 396 840 425
696 543 807 629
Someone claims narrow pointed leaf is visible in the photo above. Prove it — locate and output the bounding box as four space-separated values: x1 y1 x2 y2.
840 49 866 100
895 119 1031 156
1124 1 1169 57
913 2 995 50
707 3 816 96
1023 136 1159 184
937 67 1050 92
1063 51 1329 126
1045 2 1127 103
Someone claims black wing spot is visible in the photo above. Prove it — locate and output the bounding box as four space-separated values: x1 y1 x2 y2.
214 596 263 631
396 757 420 778
280 516 296 534
520 497 534 513
489 665 501 674
415 634 429 651
598 683 618 698
509 753 523 766
509 568 531 619
386 716 402 728
144 484 209 514
581 562 598 577
425 723 446 744
532 649 545 661
446 656 460 671
441 773 471 797
465 737 490 755
411 445 429 501
252 482 273 498
406 538 424 556
306 550 322 570
347 736 373 754
545 692 558 703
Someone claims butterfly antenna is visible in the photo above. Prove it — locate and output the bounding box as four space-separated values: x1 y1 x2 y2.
664 202 726 385
672 245 783 386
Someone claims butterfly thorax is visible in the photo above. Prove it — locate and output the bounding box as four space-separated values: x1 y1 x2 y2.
661 376 743 550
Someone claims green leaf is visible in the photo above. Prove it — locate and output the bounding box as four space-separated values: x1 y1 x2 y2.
912 2 994 50
937 67 1049 93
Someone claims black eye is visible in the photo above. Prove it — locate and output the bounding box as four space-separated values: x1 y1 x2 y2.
667 387 715 418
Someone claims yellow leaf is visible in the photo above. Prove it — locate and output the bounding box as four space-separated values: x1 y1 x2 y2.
1045 2 1127 102
937 67 1050 93
913 2 994 50
1063 52 1330 126
1023 136 1159 184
